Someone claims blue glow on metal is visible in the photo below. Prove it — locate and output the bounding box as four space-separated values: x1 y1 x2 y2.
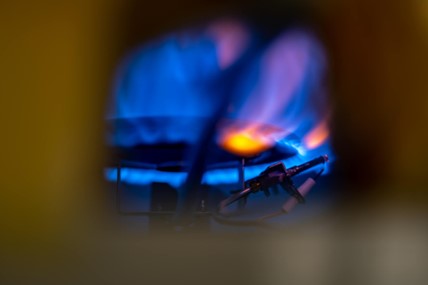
105 168 187 188
105 143 333 187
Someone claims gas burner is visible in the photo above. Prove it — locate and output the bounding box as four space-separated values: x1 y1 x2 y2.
112 151 329 230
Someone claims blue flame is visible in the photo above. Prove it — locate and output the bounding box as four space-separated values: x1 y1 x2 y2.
107 20 252 146
106 20 334 186
220 29 330 145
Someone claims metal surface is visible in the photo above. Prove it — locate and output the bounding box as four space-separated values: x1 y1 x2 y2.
219 155 328 209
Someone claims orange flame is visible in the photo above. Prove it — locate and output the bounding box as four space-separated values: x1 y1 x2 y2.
220 131 273 157
303 120 329 150
218 124 282 157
